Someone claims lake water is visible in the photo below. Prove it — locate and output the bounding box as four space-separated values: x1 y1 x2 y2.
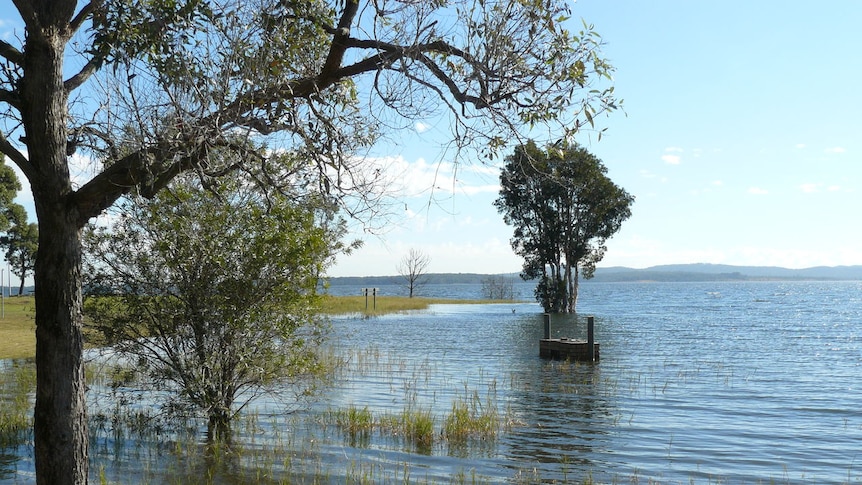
3 281 862 483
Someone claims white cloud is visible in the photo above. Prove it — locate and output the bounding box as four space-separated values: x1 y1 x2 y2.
360 155 501 202
711 180 723 187
801 183 846 194
664 146 684 153
661 154 681 165
800 183 820 193
825 147 846 154
795 143 807 149
330 237 522 276
747 187 769 195
414 122 430 133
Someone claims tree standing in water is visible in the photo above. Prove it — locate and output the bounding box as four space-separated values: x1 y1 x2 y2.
496 141 633 313
84 167 348 439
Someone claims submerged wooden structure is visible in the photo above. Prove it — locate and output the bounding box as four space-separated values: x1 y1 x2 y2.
539 314 600 362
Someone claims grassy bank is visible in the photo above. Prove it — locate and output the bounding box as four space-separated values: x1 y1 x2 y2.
0 295 516 360
318 295 510 316
0 296 35 360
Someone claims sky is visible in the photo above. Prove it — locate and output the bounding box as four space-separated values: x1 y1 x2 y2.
330 1 862 276
2 1 861 280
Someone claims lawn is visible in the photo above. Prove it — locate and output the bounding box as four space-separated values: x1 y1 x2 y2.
0 296 36 360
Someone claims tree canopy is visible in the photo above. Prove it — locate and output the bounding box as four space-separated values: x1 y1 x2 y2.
0 158 22 232
0 1 619 482
495 141 633 313
0 157 35 295
2 209 38 296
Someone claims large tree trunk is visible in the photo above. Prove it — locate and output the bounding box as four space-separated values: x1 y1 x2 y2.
20 10 89 484
32 208 88 485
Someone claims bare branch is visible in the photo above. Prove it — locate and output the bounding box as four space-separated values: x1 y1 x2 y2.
0 130 32 176
70 1 100 35
321 0 359 75
0 40 24 65
64 57 101 93
0 89 22 110
72 149 155 224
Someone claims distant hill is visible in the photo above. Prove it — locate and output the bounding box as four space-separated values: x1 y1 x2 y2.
591 264 862 282
326 264 862 285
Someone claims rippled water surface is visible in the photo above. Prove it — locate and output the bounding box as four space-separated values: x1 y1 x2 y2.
3 281 862 484
314 281 862 483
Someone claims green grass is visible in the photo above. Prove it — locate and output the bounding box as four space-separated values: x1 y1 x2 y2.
0 296 36 360
317 295 517 316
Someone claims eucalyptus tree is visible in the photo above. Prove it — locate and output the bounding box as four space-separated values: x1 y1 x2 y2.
0 159 35 296
495 141 633 313
84 167 346 440
2 204 38 296
0 158 22 232
0 1 618 482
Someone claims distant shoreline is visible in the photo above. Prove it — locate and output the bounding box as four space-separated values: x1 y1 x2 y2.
326 263 862 285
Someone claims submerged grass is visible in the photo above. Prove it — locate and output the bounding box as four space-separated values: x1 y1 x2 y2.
442 390 501 443
324 383 517 457
0 362 35 445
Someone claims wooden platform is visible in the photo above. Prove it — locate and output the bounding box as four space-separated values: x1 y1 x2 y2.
539 338 600 362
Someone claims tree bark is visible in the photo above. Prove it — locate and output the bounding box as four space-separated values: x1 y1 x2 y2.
32 206 88 485
18 7 89 483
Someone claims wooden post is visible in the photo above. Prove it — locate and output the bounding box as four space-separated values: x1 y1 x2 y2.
372 287 377 310
587 315 595 362
543 314 551 339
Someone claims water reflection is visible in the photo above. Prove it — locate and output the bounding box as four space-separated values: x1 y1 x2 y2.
503 316 615 477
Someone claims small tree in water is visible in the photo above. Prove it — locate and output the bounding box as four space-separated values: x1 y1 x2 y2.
84 167 351 439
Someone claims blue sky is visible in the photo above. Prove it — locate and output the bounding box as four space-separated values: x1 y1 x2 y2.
2 2 861 279
332 1 862 276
